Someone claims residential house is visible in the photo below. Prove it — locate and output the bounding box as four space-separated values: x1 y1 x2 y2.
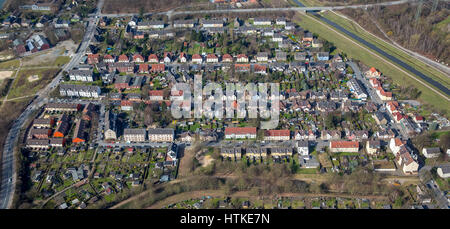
366 140 381 155
59 85 101 98
120 100 133 111
253 17 272 26
437 165 450 178
296 141 309 156
389 138 405 155
149 90 164 101
123 129 146 142
132 53 145 63
264 129 290 141
330 141 359 153
192 54 203 64
72 120 86 143
148 128 174 142
148 54 159 63
422 147 441 159
275 51 287 62
270 147 292 158
118 54 129 63
225 127 257 139
45 103 81 113
221 147 242 160
245 147 267 159
87 54 99 64
104 110 117 140
222 54 233 63
201 19 223 28
236 54 249 63
207 54 219 63
173 19 196 28
255 52 268 62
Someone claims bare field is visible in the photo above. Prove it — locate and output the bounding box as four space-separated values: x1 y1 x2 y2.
0 71 13 80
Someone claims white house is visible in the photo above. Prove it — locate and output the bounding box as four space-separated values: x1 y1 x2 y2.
422 147 441 158
389 138 405 155
437 165 450 178
296 141 309 156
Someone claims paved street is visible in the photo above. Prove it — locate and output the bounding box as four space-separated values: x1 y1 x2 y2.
0 0 104 209
98 0 412 18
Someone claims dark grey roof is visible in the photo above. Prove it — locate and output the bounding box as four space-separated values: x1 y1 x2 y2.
148 128 174 135
123 128 146 135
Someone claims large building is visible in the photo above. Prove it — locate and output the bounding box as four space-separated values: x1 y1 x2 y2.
329 141 359 153
220 147 242 160
68 69 94 82
104 110 117 140
123 129 146 142
148 128 174 142
224 127 257 139
264 129 290 141
59 84 101 98
347 79 367 100
45 103 81 113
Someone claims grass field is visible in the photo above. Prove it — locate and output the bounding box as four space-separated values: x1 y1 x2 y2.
321 11 450 89
0 97 33 160
7 68 60 99
293 12 450 116
0 59 20 69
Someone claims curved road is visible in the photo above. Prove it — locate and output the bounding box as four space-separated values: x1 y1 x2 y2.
0 0 104 209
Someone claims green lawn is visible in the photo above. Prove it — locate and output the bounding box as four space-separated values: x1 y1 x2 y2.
293 12 450 116
0 59 20 69
8 68 60 99
321 11 450 89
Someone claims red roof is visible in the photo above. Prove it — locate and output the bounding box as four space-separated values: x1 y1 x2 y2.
121 100 132 106
370 67 377 73
133 54 144 62
222 54 232 60
149 90 164 97
88 54 99 59
118 54 129 62
394 138 405 146
207 54 217 59
235 64 250 69
236 54 247 59
330 141 359 149
192 54 202 60
225 127 257 135
148 54 158 61
415 115 424 121
377 87 392 97
151 64 165 72
254 64 266 72
138 64 149 72
370 78 380 88
265 129 290 137
104 54 114 60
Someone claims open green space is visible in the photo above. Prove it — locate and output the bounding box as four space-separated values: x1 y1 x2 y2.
8 68 60 99
321 11 450 89
293 12 450 116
